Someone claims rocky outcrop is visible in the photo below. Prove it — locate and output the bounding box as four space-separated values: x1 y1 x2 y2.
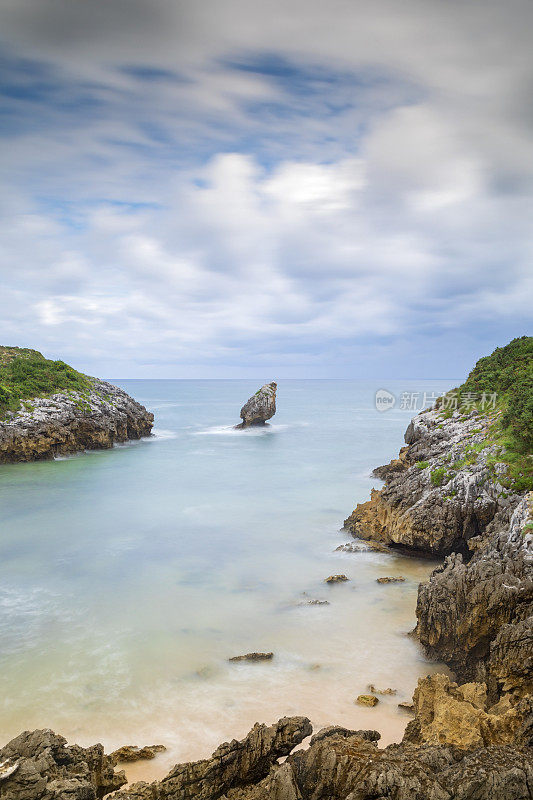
4 714 533 800
110 744 166 764
403 673 530 749
236 383 276 428
115 716 312 800
0 379 154 463
344 408 522 556
117 719 533 800
416 495 533 704
0 728 126 799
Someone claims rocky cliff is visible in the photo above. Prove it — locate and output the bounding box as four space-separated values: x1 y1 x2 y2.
343 406 523 556
0 348 153 462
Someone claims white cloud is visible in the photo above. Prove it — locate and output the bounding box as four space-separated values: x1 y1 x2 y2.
0 0 532 376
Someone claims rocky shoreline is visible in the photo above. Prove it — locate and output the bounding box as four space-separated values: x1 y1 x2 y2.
2 402 531 798
1 342 531 798
0 378 154 463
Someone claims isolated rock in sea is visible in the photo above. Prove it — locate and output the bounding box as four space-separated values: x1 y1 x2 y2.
110 744 166 764
237 382 277 428
376 576 406 583
229 652 274 662
0 728 126 799
115 716 312 800
356 694 379 707
324 574 349 583
368 684 397 695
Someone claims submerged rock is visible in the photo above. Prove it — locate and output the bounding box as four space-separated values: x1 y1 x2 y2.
236 382 277 428
368 684 397 695
229 652 274 662
376 576 406 584
324 574 349 583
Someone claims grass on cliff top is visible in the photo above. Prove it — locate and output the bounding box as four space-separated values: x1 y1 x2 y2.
437 336 533 492
0 346 91 416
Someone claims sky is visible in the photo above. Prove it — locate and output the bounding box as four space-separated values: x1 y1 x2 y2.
0 0 532 379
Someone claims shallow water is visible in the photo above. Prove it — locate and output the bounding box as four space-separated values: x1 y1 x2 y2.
0 379 454 776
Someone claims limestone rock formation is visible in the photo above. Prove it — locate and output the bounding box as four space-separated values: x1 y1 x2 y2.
344 408 522 556
237 383 277 428
110 744 167 764
0 378 154 463
416 494 533 706
0 728 126 799
118 721 533 800
403 673 527 749
115 716 312 800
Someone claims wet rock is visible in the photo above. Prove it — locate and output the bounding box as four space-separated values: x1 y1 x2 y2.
115 716 312 800
0 378 154 463
334 542 368 552
229 652 274 662
356 694 379 707
110 744 166 764
324 574 349 584
398 701 415 713
376 576 406 583
368 684 397 695
309 726 380 745
0 728 126 799
236 383 277 428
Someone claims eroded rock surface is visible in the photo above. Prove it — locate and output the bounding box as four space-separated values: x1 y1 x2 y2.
416 495 533 704
0 728 126 799
0 378 153 463
237 383 277 428
344 408 522 556
115 716 312 800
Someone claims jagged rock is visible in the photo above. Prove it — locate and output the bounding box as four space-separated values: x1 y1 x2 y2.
114 716 312 800
356 694 379 707
376 576 406 583
344 408 522 556
217 723 533 800
0 378 153 463
403 674 526 749
324 574 349 584
110 744 166 764
368 684 397 695
229 652 274 662
416 495 533 704
236 383 277 428
0 728 126 799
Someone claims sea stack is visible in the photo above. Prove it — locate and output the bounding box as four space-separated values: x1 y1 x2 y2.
237 382 277 428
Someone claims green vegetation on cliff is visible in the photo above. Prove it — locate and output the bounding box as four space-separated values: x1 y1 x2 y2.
443 337 532 492
0 346 91 415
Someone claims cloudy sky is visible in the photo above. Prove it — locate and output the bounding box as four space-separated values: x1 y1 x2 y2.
1 0 532 378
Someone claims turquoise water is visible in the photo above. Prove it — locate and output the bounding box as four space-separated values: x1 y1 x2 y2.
0 379 453 773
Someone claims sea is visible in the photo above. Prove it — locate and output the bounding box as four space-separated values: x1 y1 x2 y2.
0 379 454 779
